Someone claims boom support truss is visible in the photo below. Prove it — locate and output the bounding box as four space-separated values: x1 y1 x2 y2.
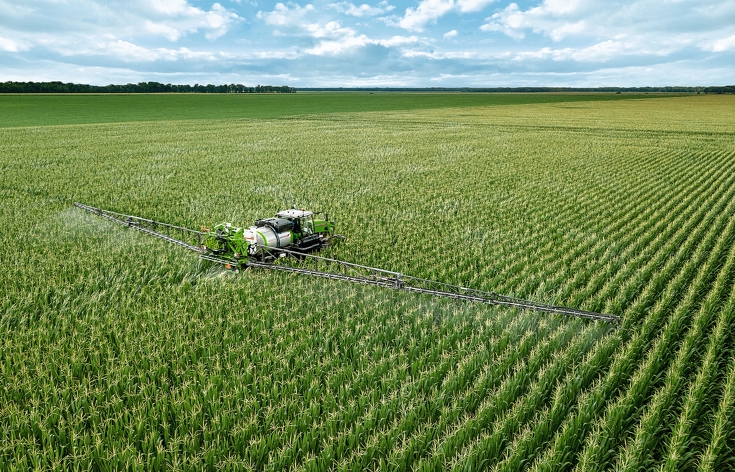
74 202 620 325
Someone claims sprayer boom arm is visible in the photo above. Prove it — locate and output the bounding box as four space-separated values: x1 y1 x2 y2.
74 202 620 325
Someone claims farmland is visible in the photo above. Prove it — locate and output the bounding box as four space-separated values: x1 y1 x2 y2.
1 92 735 470
0 91 657 128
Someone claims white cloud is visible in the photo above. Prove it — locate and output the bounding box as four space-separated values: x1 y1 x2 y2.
481 1 593 40
305 33 372 54
549 20 585 41
257 3 315 27
146 21 183 41
710 34 735 52
0 36 28 52
456 0 496 13
479 0 735 47
0 0 239 47
376 35 419 46
77 40 217 62
141 1 240 40
444 29 458 39
166 46 217 60
304 22 417 55
305 20 356 39
538 0 583 15
305 34 418 54
512 46 555 60
511 40 642 62
480 4 526 39
401 49 489 59
104 40 161 61
399 0 455 31
329 1 394 17
568 40 626 61
257 3 417 55
151 0 190 15
397 0 496 31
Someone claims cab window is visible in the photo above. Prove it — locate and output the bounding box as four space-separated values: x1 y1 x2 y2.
301 216 314 234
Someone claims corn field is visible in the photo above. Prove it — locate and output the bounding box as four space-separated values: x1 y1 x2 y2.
1 94 735 470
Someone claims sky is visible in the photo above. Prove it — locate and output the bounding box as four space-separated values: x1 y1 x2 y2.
0 0 734 87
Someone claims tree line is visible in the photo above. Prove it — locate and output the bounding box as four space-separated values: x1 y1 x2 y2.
0 81 296 93
3 82 733 94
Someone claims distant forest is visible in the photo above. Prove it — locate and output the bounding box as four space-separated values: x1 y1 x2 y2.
2 82 733 94
0 81 296 93
300 86 735 93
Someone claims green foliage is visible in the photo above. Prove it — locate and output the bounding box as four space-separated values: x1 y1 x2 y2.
1 94 735 469
0 81 297 94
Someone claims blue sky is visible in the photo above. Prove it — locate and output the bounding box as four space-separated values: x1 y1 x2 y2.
1 0 734 87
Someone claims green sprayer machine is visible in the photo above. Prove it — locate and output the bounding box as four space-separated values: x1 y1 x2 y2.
74 202 620 325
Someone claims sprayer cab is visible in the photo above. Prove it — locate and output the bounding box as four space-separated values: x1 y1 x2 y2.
275 208 336 238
